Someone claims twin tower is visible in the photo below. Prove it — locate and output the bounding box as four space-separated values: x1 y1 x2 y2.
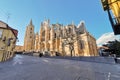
24 19 98 56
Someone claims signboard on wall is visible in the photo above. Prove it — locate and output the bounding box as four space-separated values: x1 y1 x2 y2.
0 30 3 38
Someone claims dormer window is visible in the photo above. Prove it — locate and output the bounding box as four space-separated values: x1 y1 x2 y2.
0 30 3 38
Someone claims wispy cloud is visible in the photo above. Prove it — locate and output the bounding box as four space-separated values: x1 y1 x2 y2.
97 32 120 46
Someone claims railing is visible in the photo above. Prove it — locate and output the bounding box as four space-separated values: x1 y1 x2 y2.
107 9 120 35
112 16 120 25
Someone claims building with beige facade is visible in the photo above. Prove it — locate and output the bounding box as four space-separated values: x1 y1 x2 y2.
101 0 120 35
108 0 120 23
0 21 18 62
24 19 98 56
14 45 24 52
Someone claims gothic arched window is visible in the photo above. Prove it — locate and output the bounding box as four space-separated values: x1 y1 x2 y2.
69 28 71 33
54 33 56 38
80 40 84 49
42 31 45 36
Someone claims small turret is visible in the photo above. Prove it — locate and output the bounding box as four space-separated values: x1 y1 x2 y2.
77 21 87 34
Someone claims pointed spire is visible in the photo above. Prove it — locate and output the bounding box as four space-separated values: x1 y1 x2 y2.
72 21 74 25
30 19 33 25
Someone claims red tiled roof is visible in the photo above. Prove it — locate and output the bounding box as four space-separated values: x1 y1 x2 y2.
0 20 18 38
8 26 18 38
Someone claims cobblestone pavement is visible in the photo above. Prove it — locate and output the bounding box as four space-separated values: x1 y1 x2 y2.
0 55 120 80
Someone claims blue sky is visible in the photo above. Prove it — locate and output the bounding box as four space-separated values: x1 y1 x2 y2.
0 0 114 45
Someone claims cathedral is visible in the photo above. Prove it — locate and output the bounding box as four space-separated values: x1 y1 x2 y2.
24 19 98 56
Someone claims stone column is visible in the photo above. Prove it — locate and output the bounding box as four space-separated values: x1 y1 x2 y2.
50 27 54 51
62 27 66 37
35 33 39 52
72 26 77 35
59 37 63 55
56 38 58 51
39 24 43 51
44 21 49 51
74 41 79 56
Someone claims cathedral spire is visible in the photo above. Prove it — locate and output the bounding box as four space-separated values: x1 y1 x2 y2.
30 19 33 25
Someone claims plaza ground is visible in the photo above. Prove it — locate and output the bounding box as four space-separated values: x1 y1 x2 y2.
0 54 120 80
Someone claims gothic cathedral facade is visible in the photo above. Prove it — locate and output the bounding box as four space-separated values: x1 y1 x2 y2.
24 19 98 56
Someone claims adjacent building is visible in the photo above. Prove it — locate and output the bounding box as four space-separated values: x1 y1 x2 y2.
101 0 120 35
24 19 98 56
0 21 18 62
14 45 24 52
108 0 120 23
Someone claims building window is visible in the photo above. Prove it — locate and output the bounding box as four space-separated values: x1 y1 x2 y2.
80 40 84 49
2 36 6 41
54 33 56 38
7 38 11 46
42 31 45 36
49 33 50 40
69 28 71 33
0 30 3 38
30 36 32 38
31 28 32 30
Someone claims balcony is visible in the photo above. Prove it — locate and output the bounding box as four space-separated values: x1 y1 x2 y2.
112 17 120 35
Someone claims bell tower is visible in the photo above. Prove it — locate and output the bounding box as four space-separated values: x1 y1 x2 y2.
24 19 35 52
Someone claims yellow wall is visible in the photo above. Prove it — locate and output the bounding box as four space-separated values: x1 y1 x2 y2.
14 45 23 52
109 0 120 22
0 28 16 62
